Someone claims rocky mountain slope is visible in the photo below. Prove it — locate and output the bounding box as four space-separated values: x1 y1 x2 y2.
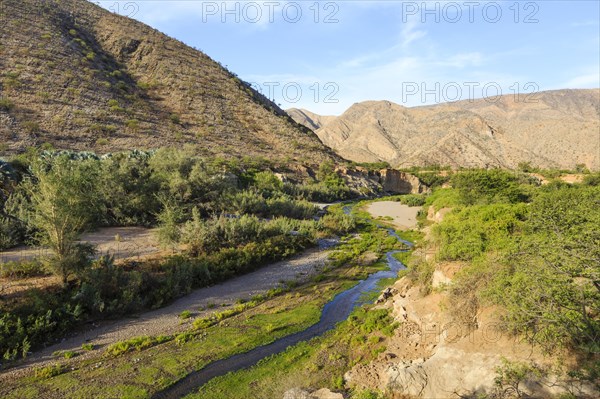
0 0 337 165
286 108 336 131
289 89 600 169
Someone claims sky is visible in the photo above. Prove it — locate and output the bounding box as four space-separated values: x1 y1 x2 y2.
96 0 600 115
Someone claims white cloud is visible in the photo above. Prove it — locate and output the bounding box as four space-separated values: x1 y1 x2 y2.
563 71 600 88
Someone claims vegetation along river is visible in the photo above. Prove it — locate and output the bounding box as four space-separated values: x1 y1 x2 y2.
152 206 412 399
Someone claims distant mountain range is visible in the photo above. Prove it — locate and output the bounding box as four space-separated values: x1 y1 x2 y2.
288 89 600 169
0 0 338 165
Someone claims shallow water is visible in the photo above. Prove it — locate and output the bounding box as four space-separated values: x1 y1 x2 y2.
152 204 410 399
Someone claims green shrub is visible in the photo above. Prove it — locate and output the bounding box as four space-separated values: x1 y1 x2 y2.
0 98 14 111
81 343 94 351
451 169 529 205
0 260 47 279
179 310 192 320
105 335 172 357
34 364 65 379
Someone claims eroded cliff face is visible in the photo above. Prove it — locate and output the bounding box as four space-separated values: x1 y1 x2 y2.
341 207 595 398
378 170 430 195
333 167 430 196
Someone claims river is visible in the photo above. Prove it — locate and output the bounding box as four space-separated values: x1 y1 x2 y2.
152 205 412 399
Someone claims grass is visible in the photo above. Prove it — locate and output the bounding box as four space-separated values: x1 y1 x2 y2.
179 310 192 320
2 200 411 398
185 307 399 399
81 343 94 351
5 270 369 398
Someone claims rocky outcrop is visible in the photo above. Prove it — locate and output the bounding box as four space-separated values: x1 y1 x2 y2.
379 169 429 194
344 277 597 398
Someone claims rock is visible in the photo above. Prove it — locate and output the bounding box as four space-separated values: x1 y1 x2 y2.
311 388 344 399
386 359 428 396
376 287 397 304
431 270 452 288
283 388 312 399
379 169 429 194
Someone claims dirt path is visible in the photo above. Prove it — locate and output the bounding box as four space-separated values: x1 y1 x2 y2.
0 242 335 381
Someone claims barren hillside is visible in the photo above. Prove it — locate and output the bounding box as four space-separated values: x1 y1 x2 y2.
0 0 337 165
289 90 600 169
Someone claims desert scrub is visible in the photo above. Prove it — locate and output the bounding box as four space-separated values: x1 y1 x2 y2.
0 97 14 111
179 310 192 320
34 364 65 379
105 335 173 357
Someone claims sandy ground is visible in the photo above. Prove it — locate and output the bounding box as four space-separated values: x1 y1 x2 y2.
0 244 333 381
0 227 160 264
366 201 420 230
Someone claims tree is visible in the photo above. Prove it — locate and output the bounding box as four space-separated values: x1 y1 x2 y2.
155 194 184 252
25 156 100 284
489 185 600 352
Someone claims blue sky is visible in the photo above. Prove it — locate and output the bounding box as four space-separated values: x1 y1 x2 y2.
97 1 600 115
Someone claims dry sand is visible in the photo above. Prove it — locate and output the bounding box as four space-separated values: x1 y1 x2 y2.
366 201 420 230
0 227 160 264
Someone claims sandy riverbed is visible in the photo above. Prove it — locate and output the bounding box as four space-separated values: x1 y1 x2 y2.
366 201 420 230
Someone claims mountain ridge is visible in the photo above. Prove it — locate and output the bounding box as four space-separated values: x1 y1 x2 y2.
288 89 600 169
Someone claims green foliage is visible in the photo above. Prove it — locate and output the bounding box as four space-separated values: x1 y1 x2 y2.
485 186 600 352
0 97 14 111
226 189 317 219
105 335 172 357
179 310 192 320
24 156 101 283
349 161 391 171
451 169 530 205
410 171 451 188
349 308 399 336
433 204 527 262
350 389 385 399
250 171 283 192
34 364 65 379
156 194 184 249
0 260 47 279
318 212 356 236
424 187 462 210
493 358 545 398
582 172 600 186
181 213 313 256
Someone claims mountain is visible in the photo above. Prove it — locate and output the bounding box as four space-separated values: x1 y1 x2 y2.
286 108 336 131
289 89 600 169
0 0 337 165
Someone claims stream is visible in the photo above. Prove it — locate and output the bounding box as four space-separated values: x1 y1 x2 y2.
152 205 412 399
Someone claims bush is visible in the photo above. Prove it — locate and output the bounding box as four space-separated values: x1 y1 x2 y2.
34 364 65 379
451 169 529 205
433 204 527 262
105 335 172 357
0 260 47 279
179 310 192 320
318 212 356 236
0 98 14 111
